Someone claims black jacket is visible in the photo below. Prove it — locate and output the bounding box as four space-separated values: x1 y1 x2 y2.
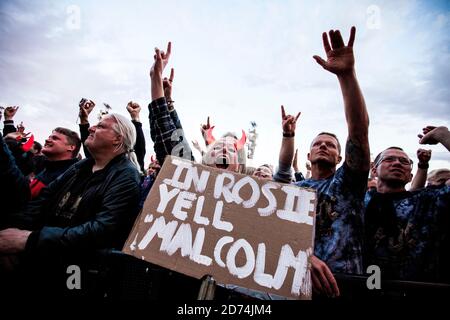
1 134 79 224
9 153 141 255
29 158 78 199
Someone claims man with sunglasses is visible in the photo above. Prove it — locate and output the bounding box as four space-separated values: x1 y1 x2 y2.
365 126 450 284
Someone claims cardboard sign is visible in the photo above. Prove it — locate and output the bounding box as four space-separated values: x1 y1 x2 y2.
123 156 316 299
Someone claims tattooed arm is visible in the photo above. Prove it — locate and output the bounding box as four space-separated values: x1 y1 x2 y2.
313 27 369 171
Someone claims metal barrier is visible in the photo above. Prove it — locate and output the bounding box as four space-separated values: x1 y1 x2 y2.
3 249 448 301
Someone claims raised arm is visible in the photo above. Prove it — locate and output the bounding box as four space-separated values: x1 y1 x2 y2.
292 149 305 182
163 68 194 160
127 101 146 172
273 105 301 183
200 117 212 146
313 27 370 172
149 46 194 165
192 139 205 157
3 106 19 136
78 99 95 158
280 105 301 166
150 43 170 101
148 42 188 165
410 148 431 191
0 134 32 225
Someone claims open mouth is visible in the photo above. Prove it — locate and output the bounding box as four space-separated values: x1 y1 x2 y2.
215 156 230 170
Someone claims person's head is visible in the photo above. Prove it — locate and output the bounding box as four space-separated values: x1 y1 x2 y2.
252 164 273 180
147 161 161 176
308 132 342 168
427 169 450 187
31 141 42 155
85 113 140 170
202 131 246 173
42 127 81 160
371 147 413 189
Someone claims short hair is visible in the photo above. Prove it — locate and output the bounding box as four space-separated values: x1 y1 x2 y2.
315 132 342 154
257 164 274 176
33 141 42 153
54 127 81 158
373 146 405 166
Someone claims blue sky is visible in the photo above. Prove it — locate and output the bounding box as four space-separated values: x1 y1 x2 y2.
1 0 449 172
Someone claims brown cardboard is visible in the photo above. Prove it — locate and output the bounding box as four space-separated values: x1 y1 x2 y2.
123 156 316 299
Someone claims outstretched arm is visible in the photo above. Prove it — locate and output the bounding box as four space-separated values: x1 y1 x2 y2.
150 43 170 102
148 43 193 165
314 27 370 172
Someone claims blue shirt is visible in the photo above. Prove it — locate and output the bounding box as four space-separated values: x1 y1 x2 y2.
296 163 368 274
364 186 450 282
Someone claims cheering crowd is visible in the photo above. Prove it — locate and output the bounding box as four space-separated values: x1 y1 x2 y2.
0 26 449 300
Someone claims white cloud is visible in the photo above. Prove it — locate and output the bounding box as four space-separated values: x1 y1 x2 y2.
0 0 448 172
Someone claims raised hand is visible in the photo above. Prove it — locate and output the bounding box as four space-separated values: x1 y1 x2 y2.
418 126 450 151
163 68 175 105
79 99 95 124
5 131 30 140
281 105 301 135
150 42 172 79
126 101 141 121
313 26 356 75
192 140 204 155
417 148 432 165
16 121 25 134
418 126 446 145
4 106 19 121
200 116 213 145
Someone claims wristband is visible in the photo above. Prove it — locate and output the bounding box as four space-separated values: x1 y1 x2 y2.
283 132 295 138
418 162 429 169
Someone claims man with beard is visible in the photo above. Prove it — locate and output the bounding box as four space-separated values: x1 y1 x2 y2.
365 126 450 284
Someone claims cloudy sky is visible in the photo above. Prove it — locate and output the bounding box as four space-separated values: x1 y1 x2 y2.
1 0 449 173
